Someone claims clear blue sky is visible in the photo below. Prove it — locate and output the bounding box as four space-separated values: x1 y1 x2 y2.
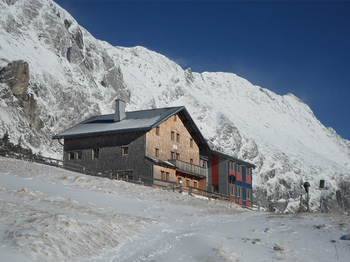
55 0 350 141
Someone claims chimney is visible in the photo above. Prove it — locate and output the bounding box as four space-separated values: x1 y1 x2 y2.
114 99 126 122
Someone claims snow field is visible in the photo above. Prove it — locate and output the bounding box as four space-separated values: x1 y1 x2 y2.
1 157 349 261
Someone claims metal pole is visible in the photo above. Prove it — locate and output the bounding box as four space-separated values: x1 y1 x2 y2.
320 188 323 212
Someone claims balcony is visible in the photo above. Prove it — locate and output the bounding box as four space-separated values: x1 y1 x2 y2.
168 159 206 177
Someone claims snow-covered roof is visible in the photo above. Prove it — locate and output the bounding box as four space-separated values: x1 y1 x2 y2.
53 106 211 151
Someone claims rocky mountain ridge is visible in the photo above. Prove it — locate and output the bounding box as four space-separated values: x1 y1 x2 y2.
0 0 349 213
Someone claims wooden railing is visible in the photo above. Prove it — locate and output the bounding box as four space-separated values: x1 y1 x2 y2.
168 159 206 177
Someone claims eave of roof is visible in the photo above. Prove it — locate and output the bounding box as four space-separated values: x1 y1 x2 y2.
210 150 256 169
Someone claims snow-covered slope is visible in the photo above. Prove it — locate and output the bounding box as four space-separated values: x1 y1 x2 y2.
1 157 349 262
0 0 349 213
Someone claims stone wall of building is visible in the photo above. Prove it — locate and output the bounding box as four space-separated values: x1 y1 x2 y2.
63 131 153 177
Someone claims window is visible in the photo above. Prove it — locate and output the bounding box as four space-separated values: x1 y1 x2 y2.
126 170 133 181
92 148 99 159
237 186 242 197
190 158 193 164
176 133 180 143
230 161 235 171
171 151 175 160
176 153 180 160
190 138 193 148
237 164 242 173
246 167 251 176
212 185 219 193
202 160 207 168
161 171 165 180
177 177 182 184
122 146 128 155
166 172 169 180
68 151 75 160
194 181 198 188
76 151 82 160
171 131 175 141
155 148 159 157
174 114 177 121
247 189 251 200
156 126 160 135
230 185 235 196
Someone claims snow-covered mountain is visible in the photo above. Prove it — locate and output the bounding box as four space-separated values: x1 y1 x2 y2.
0 0 349 213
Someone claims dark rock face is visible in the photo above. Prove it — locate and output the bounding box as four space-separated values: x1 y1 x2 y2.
0 60 43 131
0 60 29 95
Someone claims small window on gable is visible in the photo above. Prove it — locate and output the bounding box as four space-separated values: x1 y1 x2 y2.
92 148 99 159
171 131 175 141
122 146 128 155
68 151 75 160
76 151 82 160
176 133 180 143
156 126 160 135
190 138 193 148
174 114 177 121
155 148 159 157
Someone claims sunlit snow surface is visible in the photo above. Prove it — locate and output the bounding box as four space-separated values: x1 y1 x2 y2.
0 157 349 262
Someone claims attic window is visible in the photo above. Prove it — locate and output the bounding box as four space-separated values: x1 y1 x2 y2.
171 131 175 141
174 115 177 121
176 133 180 143
190 138 193 148
122 146 129 155
156 126 160 136
92 148 99 159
